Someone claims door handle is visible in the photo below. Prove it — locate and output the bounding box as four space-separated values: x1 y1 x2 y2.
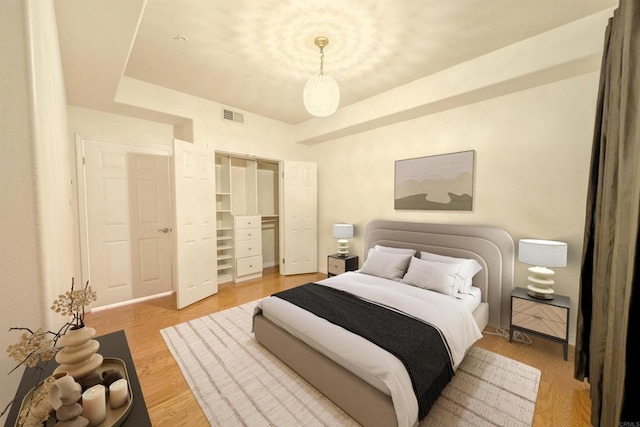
158 227 170 233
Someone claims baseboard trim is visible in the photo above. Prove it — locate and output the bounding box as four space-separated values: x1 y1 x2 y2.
91 291 174 313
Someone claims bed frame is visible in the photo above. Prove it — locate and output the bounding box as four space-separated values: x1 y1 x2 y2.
253 220 515 427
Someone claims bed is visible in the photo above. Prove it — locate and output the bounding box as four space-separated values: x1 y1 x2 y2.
253 220 515 427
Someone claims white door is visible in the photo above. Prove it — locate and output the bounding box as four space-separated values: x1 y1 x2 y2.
82 140 171 307
84 141 132 306
128 153 172 299
280 161 318 275
173 139 218 309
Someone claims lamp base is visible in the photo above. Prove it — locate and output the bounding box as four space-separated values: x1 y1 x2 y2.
527 284 554 300
526 266 555 300
337 239 349 257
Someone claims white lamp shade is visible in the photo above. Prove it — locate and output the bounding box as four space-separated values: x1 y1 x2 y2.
333 224 353 239
518 239 567 267
304 75 340 117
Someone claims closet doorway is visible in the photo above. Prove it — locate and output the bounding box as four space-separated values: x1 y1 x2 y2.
77 137 173 308
215 153 317 284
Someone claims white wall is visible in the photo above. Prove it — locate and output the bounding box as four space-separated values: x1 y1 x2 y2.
68 106 175 147
28 0 75 328
0 2 42 417
115 77 303 160
310 71 599 344
0 0 74 420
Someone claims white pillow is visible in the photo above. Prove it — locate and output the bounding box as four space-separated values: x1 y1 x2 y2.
360 249 413 281
420 251 483 294
401 257 462 297
374 245 417 256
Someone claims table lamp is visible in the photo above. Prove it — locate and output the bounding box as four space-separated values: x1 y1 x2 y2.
333 224 354 257
518 239 567 299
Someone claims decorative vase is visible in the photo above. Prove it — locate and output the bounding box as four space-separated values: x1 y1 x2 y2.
54 326 103 380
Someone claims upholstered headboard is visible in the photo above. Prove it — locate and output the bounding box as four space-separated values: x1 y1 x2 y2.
364 220 515 328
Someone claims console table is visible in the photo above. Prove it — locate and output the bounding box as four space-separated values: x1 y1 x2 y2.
4 330 151 426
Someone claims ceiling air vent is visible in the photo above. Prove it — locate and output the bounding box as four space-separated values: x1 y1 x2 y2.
222 108 244 124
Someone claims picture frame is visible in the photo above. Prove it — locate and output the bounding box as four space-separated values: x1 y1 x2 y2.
394 150 475 211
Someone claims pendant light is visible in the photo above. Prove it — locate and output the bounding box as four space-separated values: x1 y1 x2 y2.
303 36 340 117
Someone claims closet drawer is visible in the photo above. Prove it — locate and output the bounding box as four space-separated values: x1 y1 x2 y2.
235 227 260 241
236 255 262 276
236 239 262 258
235 216 261 229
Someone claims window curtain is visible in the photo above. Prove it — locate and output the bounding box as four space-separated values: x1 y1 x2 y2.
574 1 640 426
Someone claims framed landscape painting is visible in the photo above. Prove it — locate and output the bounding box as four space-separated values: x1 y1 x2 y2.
394 150 475 211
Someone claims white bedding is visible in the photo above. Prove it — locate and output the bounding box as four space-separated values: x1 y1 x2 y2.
255 272 483 427
457 286 482 312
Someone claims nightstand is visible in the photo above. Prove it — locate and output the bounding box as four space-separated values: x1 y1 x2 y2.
327 254 359 277
510 287 570 360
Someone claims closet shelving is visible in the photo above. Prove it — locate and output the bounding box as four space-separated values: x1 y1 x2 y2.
215 155 234 284
215 153 280 284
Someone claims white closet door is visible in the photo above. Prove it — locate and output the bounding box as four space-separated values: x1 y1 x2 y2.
173 140 217 309
280 161 317 275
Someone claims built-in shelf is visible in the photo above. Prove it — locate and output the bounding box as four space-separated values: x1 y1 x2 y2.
262 215 279 224
216 154 235 284
217 262 233 270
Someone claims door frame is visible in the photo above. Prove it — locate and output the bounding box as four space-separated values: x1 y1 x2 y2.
75 134 174 298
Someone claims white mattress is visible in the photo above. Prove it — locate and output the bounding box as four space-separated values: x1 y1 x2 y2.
255 272 482 427
456 286 482 312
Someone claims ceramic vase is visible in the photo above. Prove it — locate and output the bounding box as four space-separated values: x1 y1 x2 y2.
54 326 103 380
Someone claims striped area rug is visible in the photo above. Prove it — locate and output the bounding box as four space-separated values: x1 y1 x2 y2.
160 300 540 426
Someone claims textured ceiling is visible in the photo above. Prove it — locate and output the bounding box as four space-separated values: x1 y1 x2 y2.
56 0 617 125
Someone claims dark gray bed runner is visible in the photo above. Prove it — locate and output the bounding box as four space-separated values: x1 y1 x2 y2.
272 283 454 420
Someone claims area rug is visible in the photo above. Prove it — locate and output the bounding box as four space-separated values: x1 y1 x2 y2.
160 300 541 426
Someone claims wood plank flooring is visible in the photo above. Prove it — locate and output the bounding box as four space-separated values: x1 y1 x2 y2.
85 268 591 426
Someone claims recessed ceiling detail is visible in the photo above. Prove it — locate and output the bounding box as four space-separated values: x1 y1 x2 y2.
55 0 618 125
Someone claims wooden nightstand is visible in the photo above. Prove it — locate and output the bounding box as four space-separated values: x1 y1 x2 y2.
327 254 359 277
510 287 570 360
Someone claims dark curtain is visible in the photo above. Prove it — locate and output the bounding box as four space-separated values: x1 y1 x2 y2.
574 1 640 426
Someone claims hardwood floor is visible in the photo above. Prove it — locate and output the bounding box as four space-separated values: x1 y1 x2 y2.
85 268 591 426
